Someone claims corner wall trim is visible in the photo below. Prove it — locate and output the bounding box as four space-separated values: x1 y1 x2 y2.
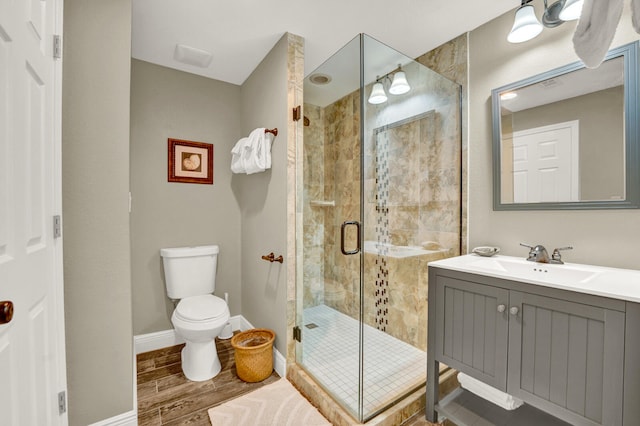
133 315 286 377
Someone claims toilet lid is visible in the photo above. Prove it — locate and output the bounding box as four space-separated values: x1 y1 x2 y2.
175 295 228 321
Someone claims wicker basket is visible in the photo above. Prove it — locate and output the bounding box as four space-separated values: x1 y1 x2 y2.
231 328 275 382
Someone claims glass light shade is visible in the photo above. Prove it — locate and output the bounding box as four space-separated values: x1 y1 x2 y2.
389 71 411 95
368 82 387 104
507 4 543 43
500 91 518 101
559 0 584 21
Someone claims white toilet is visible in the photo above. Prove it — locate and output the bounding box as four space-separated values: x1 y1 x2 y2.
160 245 230 381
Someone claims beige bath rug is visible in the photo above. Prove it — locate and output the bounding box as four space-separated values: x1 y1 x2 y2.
208 379 331 426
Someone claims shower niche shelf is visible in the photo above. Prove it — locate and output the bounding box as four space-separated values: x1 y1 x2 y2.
309 200 335 207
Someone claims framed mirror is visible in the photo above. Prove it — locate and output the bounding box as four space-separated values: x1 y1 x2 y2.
492 41 639 210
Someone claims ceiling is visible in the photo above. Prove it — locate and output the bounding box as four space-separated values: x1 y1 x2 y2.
131 0 517 86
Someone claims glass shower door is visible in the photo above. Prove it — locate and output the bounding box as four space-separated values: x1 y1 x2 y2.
297 35 364 420
297 33 462 422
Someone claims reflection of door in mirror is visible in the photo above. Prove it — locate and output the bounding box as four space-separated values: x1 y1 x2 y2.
498 56 625 204
501 120 579 203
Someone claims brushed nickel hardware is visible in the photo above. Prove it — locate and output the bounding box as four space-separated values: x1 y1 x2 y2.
520 243 550 263
510 306 520 316
497 304 506 313
550 246 573 264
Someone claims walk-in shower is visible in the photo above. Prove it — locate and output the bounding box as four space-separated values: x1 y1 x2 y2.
296 34 462 422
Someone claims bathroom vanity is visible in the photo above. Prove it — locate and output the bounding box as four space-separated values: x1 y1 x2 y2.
426 254 640 426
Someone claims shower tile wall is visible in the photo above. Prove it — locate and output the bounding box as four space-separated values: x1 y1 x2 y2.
303 103 326 308
416 33 468 253
302 39 463 350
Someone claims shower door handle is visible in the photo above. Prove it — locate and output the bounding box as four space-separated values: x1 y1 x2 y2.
340 221 361 255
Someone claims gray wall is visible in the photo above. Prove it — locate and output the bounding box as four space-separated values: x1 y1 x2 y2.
236 34 290 353
469 3 640 269
130 60 242 334
62 0 133 424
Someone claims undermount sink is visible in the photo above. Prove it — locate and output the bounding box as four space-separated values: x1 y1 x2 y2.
429 254 640 303
468 257 601 286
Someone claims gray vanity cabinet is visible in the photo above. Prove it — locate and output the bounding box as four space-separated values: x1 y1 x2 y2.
507 291 625 426
434 276 509 391
427 267 632 426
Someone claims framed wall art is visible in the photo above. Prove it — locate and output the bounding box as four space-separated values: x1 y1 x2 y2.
167 138 213 185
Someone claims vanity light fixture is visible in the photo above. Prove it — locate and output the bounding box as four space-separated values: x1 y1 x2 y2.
368 65 411 104
500 91 518 100
508 1 543 43
558 0 584 21
368 78 388 104
389 66 411 95
507 0 584 43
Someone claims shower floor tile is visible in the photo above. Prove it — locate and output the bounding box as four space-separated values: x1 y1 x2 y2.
302 304 426 417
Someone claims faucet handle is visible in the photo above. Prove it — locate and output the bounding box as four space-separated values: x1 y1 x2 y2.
551 246 573 264
519 243 534 249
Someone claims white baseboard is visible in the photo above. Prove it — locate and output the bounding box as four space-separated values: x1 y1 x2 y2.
134 314 286 377
88 410 137 426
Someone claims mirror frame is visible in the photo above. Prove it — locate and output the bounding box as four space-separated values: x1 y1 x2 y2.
492 41 640 210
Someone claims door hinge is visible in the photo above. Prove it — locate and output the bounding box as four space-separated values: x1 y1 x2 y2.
293 326 302 342
53 35 62 59
58 390 66 414
53 215 62 239
292 105 301 121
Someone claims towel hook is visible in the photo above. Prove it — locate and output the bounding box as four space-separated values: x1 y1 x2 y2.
265 128 278 137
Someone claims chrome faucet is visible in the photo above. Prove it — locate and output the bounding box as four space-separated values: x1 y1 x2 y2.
520 243 573 264
520 243 551 263
550 246 573 264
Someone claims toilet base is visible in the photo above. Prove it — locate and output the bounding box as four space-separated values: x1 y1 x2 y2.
181 340 222 381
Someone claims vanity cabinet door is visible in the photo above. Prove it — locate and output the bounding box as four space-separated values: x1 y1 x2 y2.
434 276 510 391
507 291 625 426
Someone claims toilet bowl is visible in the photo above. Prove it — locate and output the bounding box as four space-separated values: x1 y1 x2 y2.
160 245 230 382
172 294 230 381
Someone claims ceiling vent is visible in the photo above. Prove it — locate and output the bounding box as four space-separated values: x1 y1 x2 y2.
174 44 213 68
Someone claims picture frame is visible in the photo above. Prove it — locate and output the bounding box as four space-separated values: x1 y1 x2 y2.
167 138 214 185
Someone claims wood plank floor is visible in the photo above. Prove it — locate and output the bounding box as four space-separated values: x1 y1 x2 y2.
136 335 280 426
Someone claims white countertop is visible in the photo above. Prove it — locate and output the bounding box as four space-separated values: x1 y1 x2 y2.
429 254 640 303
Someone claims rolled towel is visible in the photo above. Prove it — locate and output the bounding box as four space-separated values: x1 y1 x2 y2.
458 373 524 411
572 0 624 68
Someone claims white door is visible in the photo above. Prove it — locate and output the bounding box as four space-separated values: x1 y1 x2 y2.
0 0 66 424
511 120 580 203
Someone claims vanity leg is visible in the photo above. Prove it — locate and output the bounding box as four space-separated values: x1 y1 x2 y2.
426 358 439 422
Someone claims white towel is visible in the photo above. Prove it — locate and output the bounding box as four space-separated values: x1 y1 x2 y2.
633 0 640 33
243 128 272 175
573 0 624 68
231 137 249 174
458 373 524 411
230 128 273 175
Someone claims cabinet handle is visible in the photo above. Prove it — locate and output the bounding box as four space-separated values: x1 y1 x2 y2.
497 304 506 313
510 306 519 316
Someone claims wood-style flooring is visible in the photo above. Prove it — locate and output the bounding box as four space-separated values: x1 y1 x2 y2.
136 335 280 426
137 335 454 426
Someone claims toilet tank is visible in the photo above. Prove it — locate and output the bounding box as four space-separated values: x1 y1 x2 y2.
160 245 219 299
